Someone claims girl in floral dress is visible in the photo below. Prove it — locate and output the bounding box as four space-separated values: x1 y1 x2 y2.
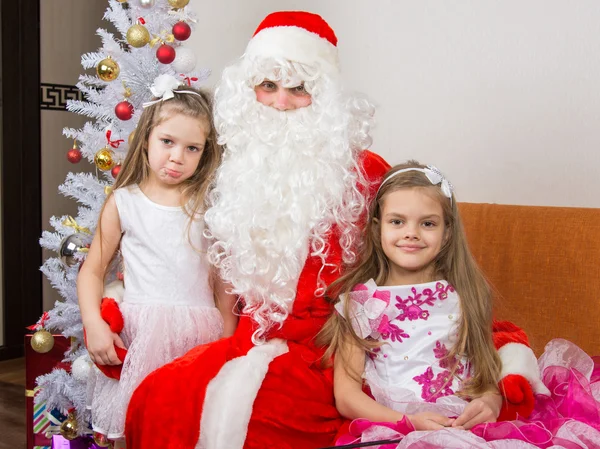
320 161 600 448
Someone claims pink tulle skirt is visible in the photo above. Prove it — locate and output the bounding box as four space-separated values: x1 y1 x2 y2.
337 339 600 449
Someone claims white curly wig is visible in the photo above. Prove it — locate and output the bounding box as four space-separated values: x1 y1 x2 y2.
204 54 375 343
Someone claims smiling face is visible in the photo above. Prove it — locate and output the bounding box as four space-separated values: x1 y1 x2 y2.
146 112 207 188
254 79 312 110
379 187 448 285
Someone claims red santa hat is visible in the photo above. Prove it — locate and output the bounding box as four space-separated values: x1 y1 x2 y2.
244 11 340 73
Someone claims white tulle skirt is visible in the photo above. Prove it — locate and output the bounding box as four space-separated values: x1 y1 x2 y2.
86 301 224 439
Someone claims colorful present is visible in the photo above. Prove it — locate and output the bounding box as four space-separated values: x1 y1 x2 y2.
51 435 99 449
25 333 71 449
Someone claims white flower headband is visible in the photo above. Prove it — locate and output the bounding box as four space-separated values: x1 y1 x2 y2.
142 74 202 108
378 165 454 203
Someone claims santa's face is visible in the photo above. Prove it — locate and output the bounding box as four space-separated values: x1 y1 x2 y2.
254 79 312 110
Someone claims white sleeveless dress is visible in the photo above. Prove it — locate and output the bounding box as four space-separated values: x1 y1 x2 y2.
87 185 224 439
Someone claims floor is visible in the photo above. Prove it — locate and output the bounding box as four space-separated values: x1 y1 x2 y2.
0 357 26 449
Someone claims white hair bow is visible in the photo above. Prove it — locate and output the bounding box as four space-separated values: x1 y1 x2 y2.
378 165 454 203
142 73 201 108
423 165 454 201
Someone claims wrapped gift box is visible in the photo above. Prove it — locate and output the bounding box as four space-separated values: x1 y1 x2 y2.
25 334 71 449
51 435 96 449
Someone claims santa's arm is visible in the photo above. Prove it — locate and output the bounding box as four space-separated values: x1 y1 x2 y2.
358 150 391 192
493 320 550 421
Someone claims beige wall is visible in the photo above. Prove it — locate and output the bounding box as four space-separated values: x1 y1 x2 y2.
41 1 109 311
189 0 600 208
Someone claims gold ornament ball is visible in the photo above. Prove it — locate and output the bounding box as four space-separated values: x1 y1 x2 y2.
128 130 136 145
96 57 120 82
94 148 115 171
126 24 150 48
60 414 79 440
31 329 54 353
168 0 190 8
104 186 113 196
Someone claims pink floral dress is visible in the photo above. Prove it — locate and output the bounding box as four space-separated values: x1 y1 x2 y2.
336 279 471 417
336 280 600 448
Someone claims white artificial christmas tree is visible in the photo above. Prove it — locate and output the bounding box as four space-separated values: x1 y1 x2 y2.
33 0 209 433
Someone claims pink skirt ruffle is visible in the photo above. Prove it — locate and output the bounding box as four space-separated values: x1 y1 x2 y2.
336 339 600 449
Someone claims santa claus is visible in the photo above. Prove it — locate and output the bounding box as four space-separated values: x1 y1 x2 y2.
124 11 546 449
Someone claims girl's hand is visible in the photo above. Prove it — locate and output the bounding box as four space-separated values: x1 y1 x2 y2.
452 391 502 429
407 412 456 430
84 318 125 366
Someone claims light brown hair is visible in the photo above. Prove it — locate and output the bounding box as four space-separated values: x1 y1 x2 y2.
98 86 221 268
318 160 501 398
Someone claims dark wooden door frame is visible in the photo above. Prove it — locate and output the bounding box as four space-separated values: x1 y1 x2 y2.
0 0 42 361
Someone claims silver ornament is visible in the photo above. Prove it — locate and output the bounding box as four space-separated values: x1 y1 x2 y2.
138 0 155 8
171 47 197 73
59 233 87 267
71 355 92 382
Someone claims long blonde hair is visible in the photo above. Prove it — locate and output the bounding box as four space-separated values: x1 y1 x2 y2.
98 87 221 269
319 160 501 398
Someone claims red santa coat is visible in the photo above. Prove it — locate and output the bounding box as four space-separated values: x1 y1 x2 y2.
125 151 543 449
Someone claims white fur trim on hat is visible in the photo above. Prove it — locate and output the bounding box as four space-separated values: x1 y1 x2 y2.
197 339 289 449
245 26 339 73
499 342 551 396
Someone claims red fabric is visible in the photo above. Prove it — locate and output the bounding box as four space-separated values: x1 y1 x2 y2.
253 11 338 46
85 297 128 380
101 297 124 333
125 151 389 449
492 320 530 348
492 320 536 421
497 374 535 421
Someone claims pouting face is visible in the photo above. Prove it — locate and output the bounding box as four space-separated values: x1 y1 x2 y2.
146 113 207 187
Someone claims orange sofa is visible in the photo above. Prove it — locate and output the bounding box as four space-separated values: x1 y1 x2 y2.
459 203 600 357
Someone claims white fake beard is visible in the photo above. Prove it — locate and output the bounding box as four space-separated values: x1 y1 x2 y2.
205 102 363 342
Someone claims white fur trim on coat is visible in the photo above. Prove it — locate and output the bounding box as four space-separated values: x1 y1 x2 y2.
499 342 551 396
102 280 124 303
245 27 339 73
197 339 289 449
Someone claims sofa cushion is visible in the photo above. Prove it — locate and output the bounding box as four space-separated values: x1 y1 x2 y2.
459 202 600 356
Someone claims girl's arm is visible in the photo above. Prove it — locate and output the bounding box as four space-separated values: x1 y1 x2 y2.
212 272 238 337
77 195 124 365
334 337 455 430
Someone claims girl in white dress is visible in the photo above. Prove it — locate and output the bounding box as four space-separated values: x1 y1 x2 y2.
77 75 237 443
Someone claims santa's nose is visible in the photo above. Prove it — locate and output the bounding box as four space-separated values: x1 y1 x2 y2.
273 91 292 111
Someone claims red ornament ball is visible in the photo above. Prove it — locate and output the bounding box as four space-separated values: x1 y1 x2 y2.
115 100 134 121
172 21 191 41
67 148 82 164
156 44 176 64
111 164 122 178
